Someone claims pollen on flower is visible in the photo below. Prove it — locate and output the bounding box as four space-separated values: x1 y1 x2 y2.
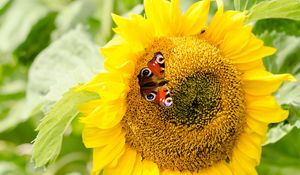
121 36 246 172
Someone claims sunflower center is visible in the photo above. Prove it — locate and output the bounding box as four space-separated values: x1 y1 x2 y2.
122 36 246 172
166 72 222 126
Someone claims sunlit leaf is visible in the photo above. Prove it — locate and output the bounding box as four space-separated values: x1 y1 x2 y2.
14 12 57 65
265 122 294 145
253 19 300 37
0 100 31 133
247 0 300 22
40 0 72 11
93 0 114 45
27 26 103 113
0 0 49 63
234 0 240 11
0 162 26 175
0 0 12 16
32 90 99 167
0 141 31 175
0 64 27 133
52 0 96 40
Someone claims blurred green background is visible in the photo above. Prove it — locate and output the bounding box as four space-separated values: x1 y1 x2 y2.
0 0 299 174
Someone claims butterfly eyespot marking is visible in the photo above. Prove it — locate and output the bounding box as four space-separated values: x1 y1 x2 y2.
146 92 156 101
154 52 164 64
164 97 173 107
138 52 172 108
141 68 152 77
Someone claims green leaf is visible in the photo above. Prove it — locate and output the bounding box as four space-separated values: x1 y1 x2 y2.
52 0 97 40
0 100 32 133
0 0 13 16
258 128 300 175
264 122 295 145
32 90 99 167
247 0 300 22
0 64 27 132
0 141 31 175
27 26 103 113
0 0 49 63
253 19 300 37
234 0 240 11
276 74 300 128
40 0 72 11
0 162 27 175
93 0 114 44
14 12 57 65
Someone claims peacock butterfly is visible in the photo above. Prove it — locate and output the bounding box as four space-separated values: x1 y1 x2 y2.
138 52 173 108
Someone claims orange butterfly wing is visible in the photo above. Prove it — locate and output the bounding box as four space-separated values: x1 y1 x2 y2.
138 52 172 108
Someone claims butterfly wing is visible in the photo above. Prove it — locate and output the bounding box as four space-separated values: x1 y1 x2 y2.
138 67 166 101
147 52 165 79
138 52 172 107
155 86 173 108
138 52 166 94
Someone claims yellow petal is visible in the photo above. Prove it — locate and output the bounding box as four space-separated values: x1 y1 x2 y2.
227 33 276 64
244 127 267 163
216 163 233 175
246 117 268 137
100 36 126 59
77 72 129 100
82 124 123 148
112 13 154 51
231 46 276 64
205 10 246 45
243 69 296 96
206 166 223 175
246 95 289 123
92 134 125 173
200 161 232 175
236 133 262 164
169 0 183 36
79 99 102 116
144 0 172 36
161 169 176 175
182 0 210 35
220 26 252 56
132 154 143 175
235 60 265 72
104 58 136 79
106 147 125 168
103 147 137 175
232 149 258 175
195 169 209 175
81 99 126 129
141 160 160 175
83 81 128 99
101 37 137 77
216 0 224 12
91 171 100 175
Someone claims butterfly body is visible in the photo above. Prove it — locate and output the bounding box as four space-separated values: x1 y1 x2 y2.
138 52 173 108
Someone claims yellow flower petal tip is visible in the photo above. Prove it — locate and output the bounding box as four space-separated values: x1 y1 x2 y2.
77 0 295 174
287 74 297 82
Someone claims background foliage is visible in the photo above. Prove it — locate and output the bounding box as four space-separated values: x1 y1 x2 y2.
0 0 299 175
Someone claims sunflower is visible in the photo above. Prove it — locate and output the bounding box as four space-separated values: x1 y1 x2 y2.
77 0 295 174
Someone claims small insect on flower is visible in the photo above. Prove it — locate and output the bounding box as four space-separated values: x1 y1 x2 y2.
138 52 173 108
